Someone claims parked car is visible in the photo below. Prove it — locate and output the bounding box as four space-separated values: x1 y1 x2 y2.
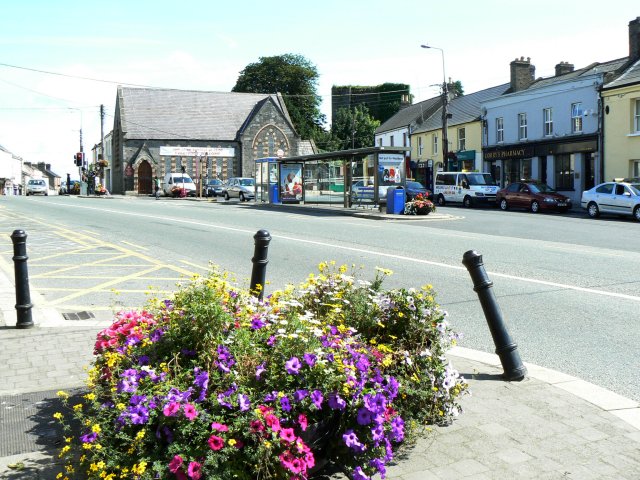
163 172 196 197
581 181 640 221
59 180 80 195
224 177 255 201
351 180 375 203
434 172 498 207
205 179 225 197
26 178 48 196
497 181 572 213
405 181 432 201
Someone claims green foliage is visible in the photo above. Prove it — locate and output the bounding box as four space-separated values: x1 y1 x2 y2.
232 54 326 141
333 83 411 124
326 105 380 151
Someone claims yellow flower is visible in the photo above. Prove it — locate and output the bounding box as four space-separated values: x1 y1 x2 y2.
84 393 96 401
53 412 63 420
131 462 147 475
228 439 237 446
382 356 393 367
73 404 83 411
56 391 69 399
91 424 101 434
90 463 99 472
58 445 70 458
339 264 347 273
375 267 393 276
116 403 126 410
135 429 146 441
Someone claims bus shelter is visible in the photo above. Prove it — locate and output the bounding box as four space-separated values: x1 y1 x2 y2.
255 147 410 209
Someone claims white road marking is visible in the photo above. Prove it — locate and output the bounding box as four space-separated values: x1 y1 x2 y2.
44 201 640 303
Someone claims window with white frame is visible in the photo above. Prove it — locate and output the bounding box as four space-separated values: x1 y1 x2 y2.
633 160 640 177
378 137 382 147
458 127 466 151
496 117 504 143
635 99 640 133
403 132 407 147
433 134 438 155
418 136 423 156
390 135 394 147
518 113 527 140
544 108 553 136
571 103 583 133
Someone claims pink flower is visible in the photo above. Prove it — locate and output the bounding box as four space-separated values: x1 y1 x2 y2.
183 403 198 421
265 414 281 432
168 455 183 473
280 428 296 443
208 435 225 451
163 402 181 417
250 420 265 433
187 461 202 480
211 422 228 432
298 413 308 431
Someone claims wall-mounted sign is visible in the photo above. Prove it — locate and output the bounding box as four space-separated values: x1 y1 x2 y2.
159 146 235 157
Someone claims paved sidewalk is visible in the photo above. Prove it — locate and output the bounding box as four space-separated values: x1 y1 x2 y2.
1 268 639 478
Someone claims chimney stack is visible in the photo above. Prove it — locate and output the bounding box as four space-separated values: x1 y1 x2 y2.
630 17 640 60
510 57 535 92
555 61 574 76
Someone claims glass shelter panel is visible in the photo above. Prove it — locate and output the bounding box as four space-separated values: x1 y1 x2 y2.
303 160 346 205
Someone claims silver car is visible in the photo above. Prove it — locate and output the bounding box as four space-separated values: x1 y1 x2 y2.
224 177 255 201
26 179 48 196
581 181 640 221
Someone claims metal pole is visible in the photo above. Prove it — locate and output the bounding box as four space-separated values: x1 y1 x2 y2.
462 250 526 380
11 230 34 329
250 230 271 300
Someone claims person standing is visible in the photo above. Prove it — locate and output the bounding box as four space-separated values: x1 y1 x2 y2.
154 176 161 200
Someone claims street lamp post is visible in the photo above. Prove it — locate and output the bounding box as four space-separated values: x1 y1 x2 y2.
421 45 449 166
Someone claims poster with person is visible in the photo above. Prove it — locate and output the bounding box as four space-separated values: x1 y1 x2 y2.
280 164 303 202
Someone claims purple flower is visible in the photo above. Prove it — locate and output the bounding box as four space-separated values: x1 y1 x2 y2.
264 391 278 402
384 376 399 399
284 357 301 375
280 396 292 412
364 393 387 415
303 353 317 366
251 317 266 329
217 394 232 409
293 389 309 402
370 458 386 479
310 390 323 409
391 416 405 442
238 393 250 412
149 328 166 342
357 407 372 426
256 362 266 380
371 424 385 443
342 429 365 453
156 425 174 444
193 368 209 402
137 355 150 366
80 431 98 443
267 336 277 346
355 355 370 372
328 393 346 411
352 466 369 480
127 404 149 424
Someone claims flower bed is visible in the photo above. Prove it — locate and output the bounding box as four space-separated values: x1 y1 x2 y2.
404 194 435 215
56 264 467 480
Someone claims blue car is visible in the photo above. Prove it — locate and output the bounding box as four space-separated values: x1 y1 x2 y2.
405 181 432 201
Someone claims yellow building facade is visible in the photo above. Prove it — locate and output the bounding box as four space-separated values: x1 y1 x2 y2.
601 79 640 181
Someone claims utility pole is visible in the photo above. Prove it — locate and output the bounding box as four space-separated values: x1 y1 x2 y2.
100 104 105 186
442 80 449 166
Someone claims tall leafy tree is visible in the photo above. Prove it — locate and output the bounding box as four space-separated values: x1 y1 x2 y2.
328 105 380 151
232 54 325 141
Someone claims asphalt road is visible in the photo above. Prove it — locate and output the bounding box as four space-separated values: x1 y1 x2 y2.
1 195 638 403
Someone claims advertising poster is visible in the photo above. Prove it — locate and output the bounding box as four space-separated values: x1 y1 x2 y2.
280 163 303 202
378 154 405 187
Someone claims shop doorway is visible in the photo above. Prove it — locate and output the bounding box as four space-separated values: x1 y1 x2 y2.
584 153 595 190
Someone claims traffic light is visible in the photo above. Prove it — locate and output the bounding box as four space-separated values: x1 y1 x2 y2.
180 165 186 174
74 152 83 166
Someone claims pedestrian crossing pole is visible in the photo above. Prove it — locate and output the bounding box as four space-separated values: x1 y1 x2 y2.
10 230 34 329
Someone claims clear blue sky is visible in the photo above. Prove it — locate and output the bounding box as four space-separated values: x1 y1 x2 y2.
1 0 637 177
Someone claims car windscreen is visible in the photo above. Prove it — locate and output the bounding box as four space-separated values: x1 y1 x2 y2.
175 177 193 184
630 184 640 195
406 182 425 189
529 184 555 194
466 174 496 186
239 179 254 186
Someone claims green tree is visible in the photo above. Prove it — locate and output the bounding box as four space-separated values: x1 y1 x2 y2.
232 54 325 141
450 80 464 97
328 105 380 151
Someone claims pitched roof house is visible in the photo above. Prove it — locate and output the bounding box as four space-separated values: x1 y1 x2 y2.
111 87 311 195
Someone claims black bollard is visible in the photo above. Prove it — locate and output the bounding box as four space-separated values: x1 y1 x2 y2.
250 229 272 300
11 230 34 329
462 250 526 381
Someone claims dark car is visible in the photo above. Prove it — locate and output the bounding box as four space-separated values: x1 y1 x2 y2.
405 181 432 201
497 182 572 213
205 179 225 197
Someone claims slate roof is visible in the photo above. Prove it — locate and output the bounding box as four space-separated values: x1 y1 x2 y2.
117 87 292 140
375 96 441 134
528 57 628 90
413 83 510 134
603 57 640 89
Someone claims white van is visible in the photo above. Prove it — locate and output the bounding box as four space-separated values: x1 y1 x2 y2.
163 172 197 197
434 172 498 207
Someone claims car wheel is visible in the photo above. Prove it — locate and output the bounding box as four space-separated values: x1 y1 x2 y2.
437 194 446 206
587 202 600 218
225 191 230 201
530 200 539 213
239 192 245 202
634 206 640 222
463 196 472 208
499 198 508 211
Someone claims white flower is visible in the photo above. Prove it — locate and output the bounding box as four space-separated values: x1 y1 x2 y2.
419 349 432 357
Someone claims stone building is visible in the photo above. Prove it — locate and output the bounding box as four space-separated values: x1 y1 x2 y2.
111 87 314 195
